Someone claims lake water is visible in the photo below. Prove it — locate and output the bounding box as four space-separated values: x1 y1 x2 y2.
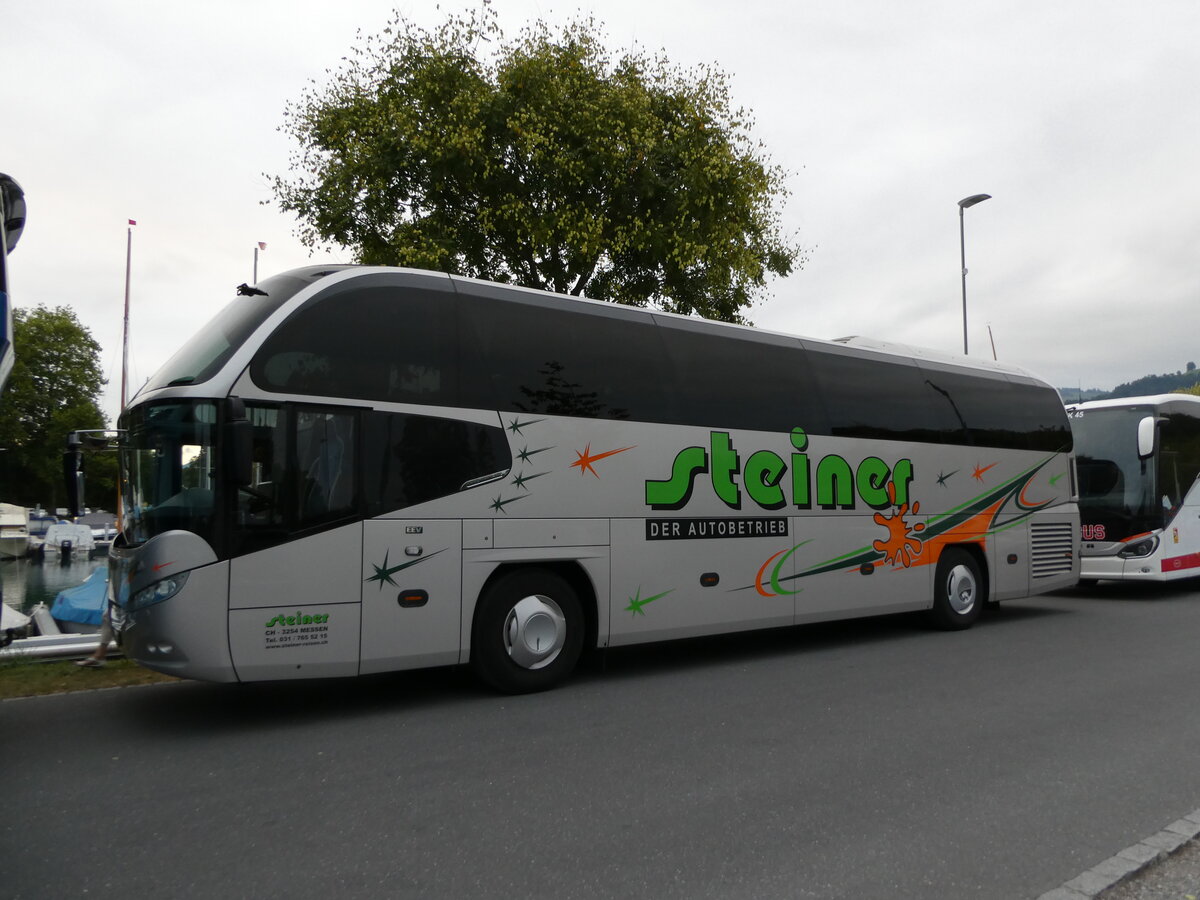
0 555 108 614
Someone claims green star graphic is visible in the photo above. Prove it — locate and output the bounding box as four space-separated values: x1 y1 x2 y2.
511 471 548 491
625 587 673 616
489 494 528 514
517 445 554 464
365 548 447 589
507 417 545 435
1049 472 1065 486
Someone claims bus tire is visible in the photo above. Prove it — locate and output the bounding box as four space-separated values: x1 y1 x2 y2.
471 569 584 694
928 548 983 630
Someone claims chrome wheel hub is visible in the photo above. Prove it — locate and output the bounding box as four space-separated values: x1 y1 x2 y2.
504 594 567 670
946 564 977 615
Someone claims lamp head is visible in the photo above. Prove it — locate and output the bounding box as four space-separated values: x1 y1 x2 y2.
958 193 992 209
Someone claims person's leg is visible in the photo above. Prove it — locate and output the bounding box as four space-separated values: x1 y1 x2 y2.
75 606 114 666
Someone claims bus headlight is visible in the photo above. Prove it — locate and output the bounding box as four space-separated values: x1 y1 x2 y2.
129 572 190 611
1118 536 1159 559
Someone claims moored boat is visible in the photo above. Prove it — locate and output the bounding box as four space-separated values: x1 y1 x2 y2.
48 566 107 633
0 502 30 559
40 523 96 560
1 598 31 645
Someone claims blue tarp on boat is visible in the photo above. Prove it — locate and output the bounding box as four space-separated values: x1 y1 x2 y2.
49 567 108 627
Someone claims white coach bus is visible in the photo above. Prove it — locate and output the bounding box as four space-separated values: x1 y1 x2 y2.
1067 394 1200 583
83 266 1078 691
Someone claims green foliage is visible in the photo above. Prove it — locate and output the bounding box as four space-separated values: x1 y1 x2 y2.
272 4 802 323
1176 384 1200 397
0 306 113 509
1107 369 1200 399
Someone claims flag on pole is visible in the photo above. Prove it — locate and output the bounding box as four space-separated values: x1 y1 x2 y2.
258 242 267 251
128 219 137 226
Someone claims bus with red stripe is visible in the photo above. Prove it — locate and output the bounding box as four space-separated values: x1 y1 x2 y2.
1068 394 1200 583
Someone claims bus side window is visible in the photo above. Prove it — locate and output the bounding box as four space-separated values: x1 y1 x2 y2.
237 406 287 532
1158 414 1200 512
250 281 459 407
297 410 356 522
364 411 511 515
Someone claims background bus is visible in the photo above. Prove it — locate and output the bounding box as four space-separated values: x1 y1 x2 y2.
0 173 26 392
1067 393 1200 583
85 266 1079 691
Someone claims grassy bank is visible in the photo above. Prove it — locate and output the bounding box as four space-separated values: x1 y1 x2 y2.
0 657 180 699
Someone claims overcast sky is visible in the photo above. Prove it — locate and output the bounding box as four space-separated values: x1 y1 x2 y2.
6 0 1198 422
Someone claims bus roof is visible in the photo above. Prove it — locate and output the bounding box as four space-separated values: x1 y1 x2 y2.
1066 393 1200 415
440 268 1048 385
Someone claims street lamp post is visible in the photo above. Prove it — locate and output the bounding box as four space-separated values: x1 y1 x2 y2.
958 193 991 355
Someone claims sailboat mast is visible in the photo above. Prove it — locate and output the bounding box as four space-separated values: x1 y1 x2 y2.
116 219 135 531
121 221 133 409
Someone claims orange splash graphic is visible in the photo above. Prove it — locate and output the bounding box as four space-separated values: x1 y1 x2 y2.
871 480 926 568
873 501 926 567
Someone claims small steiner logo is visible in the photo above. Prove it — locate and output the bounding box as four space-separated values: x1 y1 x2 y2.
265 611 330 627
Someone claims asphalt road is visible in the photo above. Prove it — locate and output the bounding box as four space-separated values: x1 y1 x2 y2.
5 580 1200 899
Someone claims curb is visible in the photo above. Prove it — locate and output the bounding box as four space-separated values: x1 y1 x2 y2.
1037 809 1200 899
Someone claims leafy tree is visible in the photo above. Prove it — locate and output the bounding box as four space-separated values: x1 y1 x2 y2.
272 5 801 323
0 306 114 510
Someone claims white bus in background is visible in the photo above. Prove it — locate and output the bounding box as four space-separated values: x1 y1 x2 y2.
73 266 1079 692
1067 393 1200 583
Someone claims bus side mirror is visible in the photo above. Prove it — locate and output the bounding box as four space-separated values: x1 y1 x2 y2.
226 398 253 486
1137 416 1156 459
63 435 85 518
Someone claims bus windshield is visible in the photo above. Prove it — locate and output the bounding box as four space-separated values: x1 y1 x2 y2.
120 399 220 547
1071 406 1160 537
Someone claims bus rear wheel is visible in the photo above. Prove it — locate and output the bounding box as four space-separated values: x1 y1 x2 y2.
928 548 983 630
471 569 584 693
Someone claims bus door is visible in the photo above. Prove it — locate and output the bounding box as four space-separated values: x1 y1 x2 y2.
228 406 363 680
360 519 462 674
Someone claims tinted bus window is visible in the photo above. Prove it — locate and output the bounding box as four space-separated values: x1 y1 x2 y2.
363 411 511 515
297 408 357 523
459 287 681 423
1159 413 1200 512
921 367 1069 451
807 346 948 443
251 281 459 407
657 321 827 434
1004 376 1072 452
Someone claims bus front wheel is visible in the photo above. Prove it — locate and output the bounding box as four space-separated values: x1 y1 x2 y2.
471 569 584 693
928 548 983 630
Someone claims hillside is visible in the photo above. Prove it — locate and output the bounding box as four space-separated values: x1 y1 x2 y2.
1105 367 1200 399
1058 364 1200 402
